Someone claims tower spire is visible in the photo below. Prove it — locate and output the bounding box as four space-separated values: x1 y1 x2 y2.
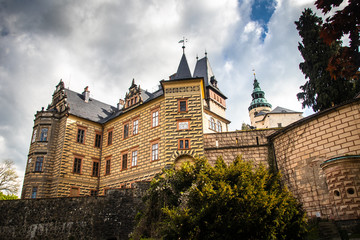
178 37 187 54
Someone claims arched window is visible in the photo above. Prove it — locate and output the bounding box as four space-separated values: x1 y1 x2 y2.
217 121 222 132
209 117 216 131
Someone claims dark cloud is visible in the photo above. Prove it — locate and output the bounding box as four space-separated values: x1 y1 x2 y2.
0 0 315 195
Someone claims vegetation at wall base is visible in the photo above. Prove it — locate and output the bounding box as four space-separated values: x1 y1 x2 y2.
132 156 307 240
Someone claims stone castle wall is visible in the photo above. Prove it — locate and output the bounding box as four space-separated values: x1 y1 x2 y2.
0 182 149 240
204 129 276 166
270 99 360 220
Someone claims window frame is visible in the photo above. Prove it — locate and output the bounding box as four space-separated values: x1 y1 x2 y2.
73 156 82 174
40 128 48 142
94 132 102 148
91 159 100 177
123 122 130 139
178 138 190 150
151 108 160 128
150 140 159 161
178 98 188 112
31 129 37 143
90 189 98 196
217 120 222 132
133 118 139 135
76 126 87 144
31 187 37 199
131 150 138 167
107 128 113 146
122 153 128 170
34 156 44 172
105 157 111 175
209 117 216 131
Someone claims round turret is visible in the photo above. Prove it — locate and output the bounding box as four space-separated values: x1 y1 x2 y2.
248 78 272 127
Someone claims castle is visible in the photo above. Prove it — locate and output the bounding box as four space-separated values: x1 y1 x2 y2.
22 48 360 223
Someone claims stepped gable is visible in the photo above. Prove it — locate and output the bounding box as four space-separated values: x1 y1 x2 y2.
64 88 117 123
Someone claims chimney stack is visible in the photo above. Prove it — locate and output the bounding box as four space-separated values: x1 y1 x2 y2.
83 86 90 103
117 99 125 110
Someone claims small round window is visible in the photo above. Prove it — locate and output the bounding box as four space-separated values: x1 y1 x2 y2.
347 188 355 195
334 190 340 197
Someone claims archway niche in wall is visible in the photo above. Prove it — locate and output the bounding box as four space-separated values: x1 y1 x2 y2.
174 154 195 170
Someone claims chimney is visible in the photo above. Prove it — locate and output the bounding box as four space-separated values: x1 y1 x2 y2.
83 86 90 103
117 99 125 110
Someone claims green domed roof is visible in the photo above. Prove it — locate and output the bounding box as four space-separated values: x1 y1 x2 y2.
248 79 272 111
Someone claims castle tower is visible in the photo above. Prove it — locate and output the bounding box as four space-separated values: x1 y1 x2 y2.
248 77 272 128
193 52 229 133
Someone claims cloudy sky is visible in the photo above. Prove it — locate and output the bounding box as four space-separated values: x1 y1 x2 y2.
1 0 325 193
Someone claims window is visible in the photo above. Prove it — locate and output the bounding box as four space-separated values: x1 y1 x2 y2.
177 119 190 130
217 121 222 132
151 142 159 161
35 156 43 172
92 161 99 176
40 128 48 141
70 187 79 197
132 150 138 167
178 99 188 112
122 154 128 170
73 157 82 174
32 129 37 143
31 187 37 199
133 119 139 135
209 118 216 131
277 123 282 127
124 123 129 139
107 130 113 145
152 110 159 127
94 133 101 148
178 139 190 150
90 190 98 196
77 128 85 143
105 158 111 175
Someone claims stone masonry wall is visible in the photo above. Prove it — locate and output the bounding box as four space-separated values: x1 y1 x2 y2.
204 129 276 166
270 99 360 219
0 182 149 240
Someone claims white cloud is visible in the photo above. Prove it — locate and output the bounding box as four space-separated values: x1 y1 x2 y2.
0 0 321 192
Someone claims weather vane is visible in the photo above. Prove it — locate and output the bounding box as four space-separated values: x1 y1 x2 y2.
252 69 256 80
178 37 188 53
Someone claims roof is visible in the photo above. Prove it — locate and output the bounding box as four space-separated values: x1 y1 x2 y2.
64 89 117 123
270 106 302 114
173 53 192 79
193 56 227 98
193 56 214 87
268 98 360 140
105 88 164 122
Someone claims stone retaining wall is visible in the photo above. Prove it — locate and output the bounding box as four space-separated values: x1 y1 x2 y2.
0 182 149 240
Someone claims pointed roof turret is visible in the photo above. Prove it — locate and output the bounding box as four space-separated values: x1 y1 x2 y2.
248 78 272 111
173 52 192 80
193 53 214 87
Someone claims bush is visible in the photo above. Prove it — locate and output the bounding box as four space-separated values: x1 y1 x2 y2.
132 156 307 239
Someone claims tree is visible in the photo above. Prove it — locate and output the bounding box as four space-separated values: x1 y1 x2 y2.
0 159 20 195
0 192 18 200
295 8 356 112
132 157 307 239
315 0 360 81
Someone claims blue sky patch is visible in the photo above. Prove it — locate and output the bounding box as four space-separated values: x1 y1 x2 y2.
250 0 276 41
